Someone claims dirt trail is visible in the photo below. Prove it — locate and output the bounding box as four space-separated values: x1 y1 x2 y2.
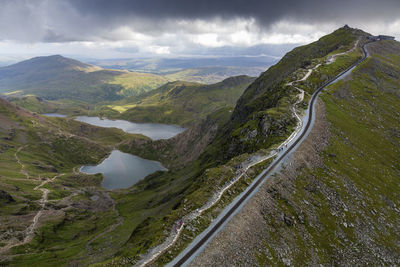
0 173 64 253
85 192 123 255
14 146 29 179
24 173 64 243
327 39 359 64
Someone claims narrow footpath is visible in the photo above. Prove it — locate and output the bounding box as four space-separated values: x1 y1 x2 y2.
0 148 65 253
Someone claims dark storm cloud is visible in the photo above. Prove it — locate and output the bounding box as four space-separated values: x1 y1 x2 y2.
1 0 400 43
67 0 400 27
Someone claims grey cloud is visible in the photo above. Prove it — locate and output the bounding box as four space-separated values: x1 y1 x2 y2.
42 29 80 43
67 0 400 27
1 0 400 43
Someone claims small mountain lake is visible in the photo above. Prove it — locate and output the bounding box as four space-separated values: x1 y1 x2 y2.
43 113 67 118
75 116 185 140
43 114 180 189
80 150 167 190
43 114 185 140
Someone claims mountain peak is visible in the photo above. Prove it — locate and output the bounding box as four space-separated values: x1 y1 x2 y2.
25 54 91 68
0 54 102 75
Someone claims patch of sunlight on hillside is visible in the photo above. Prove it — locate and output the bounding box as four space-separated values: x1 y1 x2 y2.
109 72 169 96
3 90 24 95
107 104 137 113
74 65 103 73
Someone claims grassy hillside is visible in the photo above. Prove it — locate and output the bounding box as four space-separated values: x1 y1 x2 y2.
109 72 168 97
187 40 400 267
0 55 169 102
3 95 92 116
97 75 255 126
199 26 370 164
163 66 265 84
253 40 400 265
0 55 268 104
0 98 151 266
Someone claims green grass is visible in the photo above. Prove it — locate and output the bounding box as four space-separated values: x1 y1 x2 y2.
109 71 168 97
256 40 400 265
0 97 149 266
200 26 369 166
95 75 254 127
0 55 170 102
7 96 93 116
156 155 275 264
163 66 263 84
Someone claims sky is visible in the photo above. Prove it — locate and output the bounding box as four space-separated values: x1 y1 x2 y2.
0 0 400 62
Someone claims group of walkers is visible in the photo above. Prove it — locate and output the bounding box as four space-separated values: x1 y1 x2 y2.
174 219 183 233
276 144 288 153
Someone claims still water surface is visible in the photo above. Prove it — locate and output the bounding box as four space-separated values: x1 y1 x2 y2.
43 113 67 118
75 116 185 140
43 114 175 189
80 150 167 190
43 113 185 140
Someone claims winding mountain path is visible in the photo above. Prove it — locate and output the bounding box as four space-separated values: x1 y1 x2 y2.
0 171 65 253
327 40 359 64
14 146 29 179
24 173 65 242
85 193 123 255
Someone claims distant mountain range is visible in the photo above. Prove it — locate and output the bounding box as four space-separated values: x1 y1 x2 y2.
0 55 168 101
88 56 276 72
0 55 272 102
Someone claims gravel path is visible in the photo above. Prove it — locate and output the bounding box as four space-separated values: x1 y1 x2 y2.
0 160 65 254
14 146 30 179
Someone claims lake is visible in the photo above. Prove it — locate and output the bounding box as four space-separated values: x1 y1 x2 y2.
43 113 67 118
75 116 185 140
43 113 185 140
43 113 179 189
80 150 167 190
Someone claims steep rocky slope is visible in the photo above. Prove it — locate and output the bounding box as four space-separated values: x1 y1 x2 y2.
201 26 369 164
191 40 400 266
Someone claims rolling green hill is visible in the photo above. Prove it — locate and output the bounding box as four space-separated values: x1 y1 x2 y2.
253 38 400 266
96 75 255 126
0 55 168 102
163 66 265 84
0 55 265 104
